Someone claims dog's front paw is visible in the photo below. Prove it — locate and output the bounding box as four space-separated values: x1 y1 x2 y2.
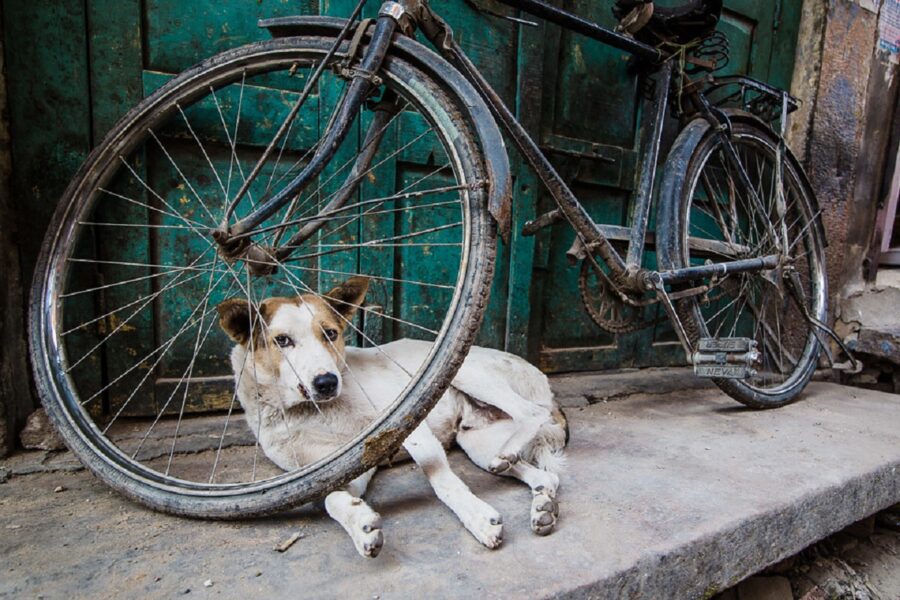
530 489 560 536
337 499 384 558
462 500 504 549
352 506 384 558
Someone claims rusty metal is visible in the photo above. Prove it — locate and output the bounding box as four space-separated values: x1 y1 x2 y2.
259 14 514 243
659 255 781 286
627 61 672 268
228 12 399 240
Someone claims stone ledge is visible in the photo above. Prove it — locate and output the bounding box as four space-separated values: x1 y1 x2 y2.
1 381 898 599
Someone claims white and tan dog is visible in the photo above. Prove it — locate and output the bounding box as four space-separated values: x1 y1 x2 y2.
217 277 567 558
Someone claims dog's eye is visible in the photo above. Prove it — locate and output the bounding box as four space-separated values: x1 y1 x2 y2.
273 334 294 348
323 328 339 342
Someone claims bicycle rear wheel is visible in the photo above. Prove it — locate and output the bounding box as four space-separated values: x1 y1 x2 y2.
659 117 827 408
29 37 496 517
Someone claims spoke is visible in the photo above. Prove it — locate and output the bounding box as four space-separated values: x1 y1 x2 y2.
705 287 745 334
66 257 213 271
210 79 259 210
269 124 436 244
78 221 196 231
166 257 222 475
264 65 316 196
284 222 462 263
64 258 209 367
699 171 737 247
148 129 218 224
176 103 228 199
225 0 375 221
272 262 454 290
61 269 205 337
119 155 216 231
61 260 214 299
98 268 231 428
258 261 441 336
99 187 208 230
786 208 823 255
209 319 253 483
224 73 246 202
240 185 466 240
81 264 227 406
130 272 239 452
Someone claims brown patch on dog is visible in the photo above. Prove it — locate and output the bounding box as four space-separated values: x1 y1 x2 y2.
217 297 289 346
216 277 371 375
324 276 369 321
552 406 570 444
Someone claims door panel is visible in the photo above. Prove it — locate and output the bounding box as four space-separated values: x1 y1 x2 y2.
3 0 804 414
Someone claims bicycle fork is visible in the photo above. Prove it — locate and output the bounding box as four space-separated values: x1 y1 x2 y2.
214 2 407 267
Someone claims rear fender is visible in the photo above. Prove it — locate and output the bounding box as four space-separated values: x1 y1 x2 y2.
657 109 826 274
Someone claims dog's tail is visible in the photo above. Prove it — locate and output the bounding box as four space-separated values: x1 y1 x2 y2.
523 406 568 474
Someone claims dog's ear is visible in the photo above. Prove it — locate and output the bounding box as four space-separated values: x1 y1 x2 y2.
324 276 369 323
217 298 253 345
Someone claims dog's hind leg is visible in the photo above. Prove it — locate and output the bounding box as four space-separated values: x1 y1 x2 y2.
450 379 551 472
403 422 504 549
457 423 561 536
324 468 384 558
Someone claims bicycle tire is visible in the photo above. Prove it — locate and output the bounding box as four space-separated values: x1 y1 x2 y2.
658 115 827 408
29 36 497 518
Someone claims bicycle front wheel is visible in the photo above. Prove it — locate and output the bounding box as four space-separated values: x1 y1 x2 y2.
29 36 496 517
659 117 827 408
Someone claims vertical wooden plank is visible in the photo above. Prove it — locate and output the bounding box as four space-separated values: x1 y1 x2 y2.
2 0 92 280
88 0 143 139
0 20 35 453
87 0 155 416
1 1 105 413
769 0 802 91
319 0 359 309
505 17 546 358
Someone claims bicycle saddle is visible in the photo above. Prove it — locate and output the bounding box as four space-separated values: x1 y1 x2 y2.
613 0 723 45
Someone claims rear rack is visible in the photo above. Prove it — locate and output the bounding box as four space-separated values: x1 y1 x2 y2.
704 75 799 126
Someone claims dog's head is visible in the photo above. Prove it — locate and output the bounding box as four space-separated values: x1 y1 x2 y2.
216 277 369 407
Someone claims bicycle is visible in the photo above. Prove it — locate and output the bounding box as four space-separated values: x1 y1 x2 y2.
29 0 853 519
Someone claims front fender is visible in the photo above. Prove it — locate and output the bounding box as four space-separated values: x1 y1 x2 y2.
259 16 513 242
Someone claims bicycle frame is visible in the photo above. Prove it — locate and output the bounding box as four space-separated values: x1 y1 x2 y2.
220 0 799 355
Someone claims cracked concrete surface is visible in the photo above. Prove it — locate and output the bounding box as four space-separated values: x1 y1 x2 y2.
1 377 898 599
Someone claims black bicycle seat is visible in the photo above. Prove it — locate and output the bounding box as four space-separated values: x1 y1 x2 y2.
613 0 723 45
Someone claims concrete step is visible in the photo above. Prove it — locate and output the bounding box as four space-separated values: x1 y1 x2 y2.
1 379 898 599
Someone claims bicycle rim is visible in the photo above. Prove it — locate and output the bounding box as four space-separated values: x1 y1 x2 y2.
30 38 495 515
675 121 826 405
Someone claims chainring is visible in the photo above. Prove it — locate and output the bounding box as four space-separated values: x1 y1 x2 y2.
578 259 648 335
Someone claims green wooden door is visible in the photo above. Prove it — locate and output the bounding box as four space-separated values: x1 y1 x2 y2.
3 0 802 407
529 0 802 373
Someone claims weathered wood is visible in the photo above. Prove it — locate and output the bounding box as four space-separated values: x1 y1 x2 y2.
1 0 807 422
0 26 34 456
2 1 94 447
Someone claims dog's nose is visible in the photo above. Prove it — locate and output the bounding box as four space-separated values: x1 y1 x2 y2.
313 372 339 396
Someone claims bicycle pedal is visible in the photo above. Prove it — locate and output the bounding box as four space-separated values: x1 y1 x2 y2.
692 338 760 379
